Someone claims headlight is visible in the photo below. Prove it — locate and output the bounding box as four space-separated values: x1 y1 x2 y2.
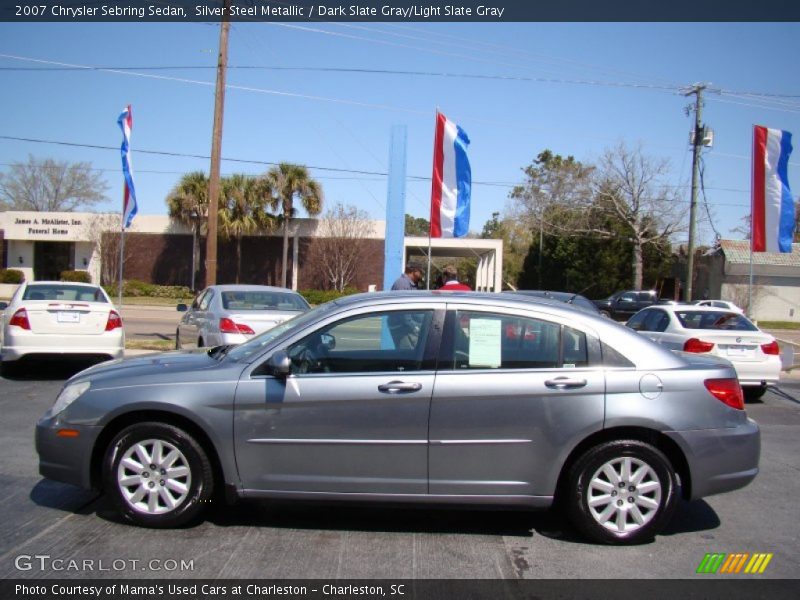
52 381 91 415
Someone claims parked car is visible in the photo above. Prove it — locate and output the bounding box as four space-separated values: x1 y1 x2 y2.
36 292 759 544
625 305 780 399
505 290 601 314
175 285 310 349
692 299 745 314
0 281 124 375
593 290 659 320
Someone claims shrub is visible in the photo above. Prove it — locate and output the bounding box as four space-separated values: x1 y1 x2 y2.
103 280 192 299
0 269 24 284
299 287 360 306
60 270 92 283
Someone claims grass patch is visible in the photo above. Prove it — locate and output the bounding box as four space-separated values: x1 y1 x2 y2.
757 321 800 331
125 339 174 351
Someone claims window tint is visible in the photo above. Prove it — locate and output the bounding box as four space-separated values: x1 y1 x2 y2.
626 310 650 331
644 309 670 332
23 285 106 303
199 290 214 311
221 291 309 311
287 310 434 374
675 311 757 332
447 311 588 370
601 342 636 368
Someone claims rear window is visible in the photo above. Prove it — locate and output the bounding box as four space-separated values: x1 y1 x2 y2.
23 285 107 303
221 291 309 311
675 310 757 331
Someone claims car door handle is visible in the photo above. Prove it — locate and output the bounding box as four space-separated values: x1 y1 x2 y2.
378 381 423 393
544 377 587 390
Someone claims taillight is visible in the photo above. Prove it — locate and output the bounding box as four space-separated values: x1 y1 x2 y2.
105 310 123 331
761 340 780 355
704 378 745 410
684 338 714 353
9 308 31 330
219 318 254 335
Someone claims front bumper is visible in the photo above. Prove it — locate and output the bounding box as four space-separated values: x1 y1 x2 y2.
668 417 760 500
36 414 103 490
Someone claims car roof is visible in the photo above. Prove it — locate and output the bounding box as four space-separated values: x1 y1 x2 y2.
25 281 99 287
208 285 300 293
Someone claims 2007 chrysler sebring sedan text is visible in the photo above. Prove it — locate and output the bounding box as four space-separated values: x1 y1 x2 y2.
36 292 760 544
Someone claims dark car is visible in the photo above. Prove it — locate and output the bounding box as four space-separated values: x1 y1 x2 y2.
594 290 659 321
506 290 601 315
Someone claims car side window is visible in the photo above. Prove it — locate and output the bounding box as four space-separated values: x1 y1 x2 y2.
286 310 434 375
198 290 214 311
644 309 668 332
626 310 650 331
446 311 589 370
191 291 205 310
619 292 637 303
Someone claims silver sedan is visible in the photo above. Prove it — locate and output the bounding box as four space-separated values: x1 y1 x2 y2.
36 292 759 545
175 284 310 349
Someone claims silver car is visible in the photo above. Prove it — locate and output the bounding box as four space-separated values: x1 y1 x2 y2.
36 292 759 544
175 284 310 349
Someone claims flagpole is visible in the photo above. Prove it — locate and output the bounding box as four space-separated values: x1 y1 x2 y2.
748 242 753 318
118 213 125 308
426 107 438 290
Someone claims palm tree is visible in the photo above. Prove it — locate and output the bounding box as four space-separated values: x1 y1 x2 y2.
265 163 323 288
166 171 209 290
219 174 275 283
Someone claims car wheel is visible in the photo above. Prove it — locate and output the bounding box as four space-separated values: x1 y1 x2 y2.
197 337 204 348
744 385 768 401
103 422 214 528
566 440 677 545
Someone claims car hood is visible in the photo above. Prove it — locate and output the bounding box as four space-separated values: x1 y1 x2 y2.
68 349 239 387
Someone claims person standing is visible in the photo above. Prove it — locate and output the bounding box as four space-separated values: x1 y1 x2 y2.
390 262 424 290
438 265 471 291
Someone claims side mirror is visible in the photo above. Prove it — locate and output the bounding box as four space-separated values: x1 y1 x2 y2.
0 301 7 311
268 350 292 378
177 303 188 312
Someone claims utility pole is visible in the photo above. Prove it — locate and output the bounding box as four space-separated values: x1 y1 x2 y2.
684 83 707 302
205 4 231 286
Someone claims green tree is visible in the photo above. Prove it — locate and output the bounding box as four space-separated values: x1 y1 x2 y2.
0 155 108 211
265 163 323 288
167 171 210 289
220 174 275 283
404 214 430 236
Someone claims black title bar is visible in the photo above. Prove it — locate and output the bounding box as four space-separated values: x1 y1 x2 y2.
2 0 800 22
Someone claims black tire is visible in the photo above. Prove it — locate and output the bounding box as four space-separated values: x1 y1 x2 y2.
566 439 678 545
197 337 204 349
1 360 20 378
744 385 768 401
102 422 214 528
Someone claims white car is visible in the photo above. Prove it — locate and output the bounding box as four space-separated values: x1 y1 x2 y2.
692 299 745 314
1 281 124 375
626 304 780 399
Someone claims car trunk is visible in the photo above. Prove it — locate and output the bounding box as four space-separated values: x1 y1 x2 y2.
24 301 110 335
225 310 300 335
695 331 771 363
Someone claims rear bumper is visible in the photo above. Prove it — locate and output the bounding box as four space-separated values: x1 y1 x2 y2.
667 418 760 500
2 330 124 361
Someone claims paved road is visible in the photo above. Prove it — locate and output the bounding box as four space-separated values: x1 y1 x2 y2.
119 305 182 343
0 367 798 581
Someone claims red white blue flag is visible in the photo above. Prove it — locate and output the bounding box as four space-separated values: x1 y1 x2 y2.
117 105 138 229
430 112 471 238
752 125 794 253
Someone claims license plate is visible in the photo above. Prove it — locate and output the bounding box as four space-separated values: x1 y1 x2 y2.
57 311 80 323
727 345 754 357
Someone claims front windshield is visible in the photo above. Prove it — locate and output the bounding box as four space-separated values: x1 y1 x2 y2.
225 301 337 362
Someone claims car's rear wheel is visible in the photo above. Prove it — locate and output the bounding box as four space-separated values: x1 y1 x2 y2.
103 422 213 528
566 440 677 545
744 385 768 401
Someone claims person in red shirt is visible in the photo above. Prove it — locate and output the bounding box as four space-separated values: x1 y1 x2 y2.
438 265 471 291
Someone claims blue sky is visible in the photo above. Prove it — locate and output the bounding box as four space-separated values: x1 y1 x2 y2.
1 21 799 245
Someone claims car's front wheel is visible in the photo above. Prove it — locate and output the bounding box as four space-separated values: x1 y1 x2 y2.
566 440 678 545
103 422 213 528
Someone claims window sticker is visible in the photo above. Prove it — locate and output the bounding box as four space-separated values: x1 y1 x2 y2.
468 318 502 368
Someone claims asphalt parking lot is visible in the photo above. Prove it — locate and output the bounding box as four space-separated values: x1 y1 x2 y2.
0 362 798 584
